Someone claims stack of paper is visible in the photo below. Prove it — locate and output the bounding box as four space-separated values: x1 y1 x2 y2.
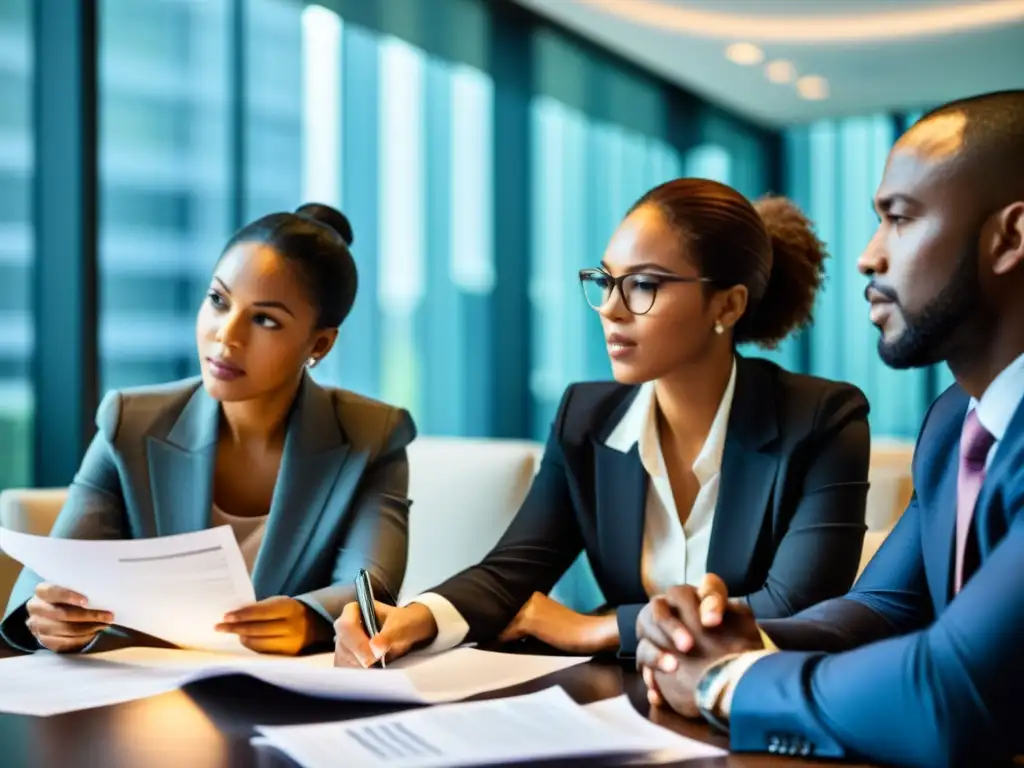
0 646 590 716
254 687 726 767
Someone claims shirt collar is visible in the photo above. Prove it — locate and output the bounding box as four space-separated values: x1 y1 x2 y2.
965 350 1024 441
605 358 738 485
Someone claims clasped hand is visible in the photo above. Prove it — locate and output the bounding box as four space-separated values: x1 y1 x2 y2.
26 582 320 655
635 574 763 717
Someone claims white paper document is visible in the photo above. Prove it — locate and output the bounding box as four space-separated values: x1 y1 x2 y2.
98 646 589 703
584 696 727 764
0 646 589 716
0 526 256 653
254 688 726 768
0 653 187 716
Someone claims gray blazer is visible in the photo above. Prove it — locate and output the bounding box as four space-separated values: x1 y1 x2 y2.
1 374 415 652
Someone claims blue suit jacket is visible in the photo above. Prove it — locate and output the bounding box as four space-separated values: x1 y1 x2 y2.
1 374 415 652
731 384 1024 768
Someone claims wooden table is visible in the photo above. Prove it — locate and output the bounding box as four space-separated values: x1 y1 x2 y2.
0 640 875 768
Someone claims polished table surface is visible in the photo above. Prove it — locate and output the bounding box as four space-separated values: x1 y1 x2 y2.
0 640 877 768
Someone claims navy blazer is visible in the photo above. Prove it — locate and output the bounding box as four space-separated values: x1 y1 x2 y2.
1 374 415 652
431 356 871 654
733 384 1024 767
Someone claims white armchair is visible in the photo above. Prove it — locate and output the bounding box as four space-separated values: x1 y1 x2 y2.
400 436 542 603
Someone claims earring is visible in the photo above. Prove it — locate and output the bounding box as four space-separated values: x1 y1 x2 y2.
714 321 725 335
307 357 319 369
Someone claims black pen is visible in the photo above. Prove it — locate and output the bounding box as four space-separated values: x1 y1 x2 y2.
354 568 386 668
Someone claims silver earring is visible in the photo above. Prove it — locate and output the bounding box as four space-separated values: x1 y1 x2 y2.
714 321 724 335
307 357 319 369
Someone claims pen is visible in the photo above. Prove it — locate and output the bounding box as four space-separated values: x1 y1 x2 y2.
354 568 386 669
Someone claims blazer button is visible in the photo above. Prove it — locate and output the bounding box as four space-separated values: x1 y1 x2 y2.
800 741 814 757
768 735 781 753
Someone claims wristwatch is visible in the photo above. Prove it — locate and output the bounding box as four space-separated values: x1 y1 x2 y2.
695 656 734 734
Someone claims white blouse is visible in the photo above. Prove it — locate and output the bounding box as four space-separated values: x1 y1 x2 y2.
210 504 268 574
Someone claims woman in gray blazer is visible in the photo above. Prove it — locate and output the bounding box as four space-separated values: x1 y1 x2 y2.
1 204 415 655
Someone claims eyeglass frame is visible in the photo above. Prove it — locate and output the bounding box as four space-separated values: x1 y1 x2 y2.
577 267 714 316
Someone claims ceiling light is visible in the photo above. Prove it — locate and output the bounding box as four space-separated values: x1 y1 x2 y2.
725 42 763 65
796 75 829 100
765 60 795 84
576 0 1024 43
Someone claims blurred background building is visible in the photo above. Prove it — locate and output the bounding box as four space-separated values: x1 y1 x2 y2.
1 0 1022 491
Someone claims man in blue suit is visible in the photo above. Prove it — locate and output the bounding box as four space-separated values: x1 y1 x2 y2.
635 89 1024 768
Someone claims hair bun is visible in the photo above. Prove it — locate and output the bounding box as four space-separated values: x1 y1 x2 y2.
742 195 828 348
295 202 354 247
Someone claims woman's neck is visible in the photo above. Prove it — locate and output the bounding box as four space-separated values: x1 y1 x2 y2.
653 351 734 447
220 381 300 448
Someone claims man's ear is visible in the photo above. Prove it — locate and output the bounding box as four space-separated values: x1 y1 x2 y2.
991 201 1024 276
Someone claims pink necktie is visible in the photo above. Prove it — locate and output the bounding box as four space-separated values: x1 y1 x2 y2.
954 409 996 594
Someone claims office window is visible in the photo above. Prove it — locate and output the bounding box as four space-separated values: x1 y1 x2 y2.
241 0 496 436
376 35 426 416
0 0 32 489
244 0 306 220
786 116 929 438
99 0 232 391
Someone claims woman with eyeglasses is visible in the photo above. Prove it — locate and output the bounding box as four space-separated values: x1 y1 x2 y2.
334 178 870 666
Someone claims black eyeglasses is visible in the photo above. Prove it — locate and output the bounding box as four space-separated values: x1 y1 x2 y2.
578 268 712 315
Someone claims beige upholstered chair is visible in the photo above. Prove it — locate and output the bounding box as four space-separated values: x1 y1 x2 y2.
865 440 915 531
856 439 915 578
400 436 542 603
0 488 68 608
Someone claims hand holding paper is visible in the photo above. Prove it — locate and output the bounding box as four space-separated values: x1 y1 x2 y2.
216 595 322 655
0 526 257 653
25 582 115 653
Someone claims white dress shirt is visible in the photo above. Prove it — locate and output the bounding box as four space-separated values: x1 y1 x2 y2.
965 351 1024 467
411 359 739 652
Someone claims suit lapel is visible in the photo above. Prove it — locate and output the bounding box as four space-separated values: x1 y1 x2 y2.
706 358 779 589
252 375 352 598
917 393 968 609
147 383 220 537
924 448 960 608
593 441 648 603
